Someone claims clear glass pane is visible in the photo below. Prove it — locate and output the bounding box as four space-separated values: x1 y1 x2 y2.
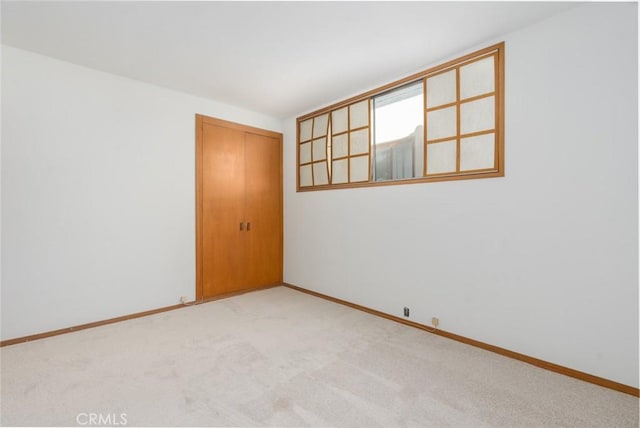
350 129 369 155
375 144 392 181
299 164 313 186
460 133 495 171
332 107 348 134
312 138 326 161
299 119 313 142
373 81 424 181
332 133 348 159
426 141 457 174
460 96 494 135
349 100 369 129
460 56 495 100
332 159 348 184
313 113 329 137
299 142 311 164
426 106 457 141
350 155 369 182
313 162 329 185
426 70 456 108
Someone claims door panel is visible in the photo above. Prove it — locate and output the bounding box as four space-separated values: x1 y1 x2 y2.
245 132 283 286
202 123 247 297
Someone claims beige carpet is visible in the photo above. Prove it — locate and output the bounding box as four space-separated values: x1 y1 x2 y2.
1 286 638 427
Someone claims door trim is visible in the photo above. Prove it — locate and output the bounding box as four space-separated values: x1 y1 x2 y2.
195 114 283 301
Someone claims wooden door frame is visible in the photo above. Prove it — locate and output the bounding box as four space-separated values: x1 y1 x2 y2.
195 114 283 301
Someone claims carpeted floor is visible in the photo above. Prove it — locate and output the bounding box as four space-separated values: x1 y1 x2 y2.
1 286 638 427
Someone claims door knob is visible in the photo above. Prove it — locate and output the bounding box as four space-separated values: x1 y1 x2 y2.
240 222 245 231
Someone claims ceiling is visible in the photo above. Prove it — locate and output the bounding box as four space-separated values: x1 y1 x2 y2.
2 1 575 119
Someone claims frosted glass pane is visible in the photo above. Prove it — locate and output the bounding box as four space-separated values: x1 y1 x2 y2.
299 119 312 142
313 114 329 137
350 155 369 182
332 107 348 134
300 164 312 187
426 106 456 140
332 133 348 158
312 138 326 161
427 141 457 174
299 142 311 164
460 133 495 171
460 96 494 135
460 56 495 100
349 100 369 129
350 129 369 155
313 162 329 185
332 159 348 184
426 70 456 108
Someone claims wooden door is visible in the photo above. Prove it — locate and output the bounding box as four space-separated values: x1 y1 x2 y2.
245 132 283 286
201 123 247 297
196 115 283 301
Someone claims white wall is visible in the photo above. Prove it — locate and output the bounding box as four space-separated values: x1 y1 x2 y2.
284 3 639 387
1 46 282 340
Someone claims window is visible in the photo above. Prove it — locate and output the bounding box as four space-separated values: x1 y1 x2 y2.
297 42 504 191
373 81 424 181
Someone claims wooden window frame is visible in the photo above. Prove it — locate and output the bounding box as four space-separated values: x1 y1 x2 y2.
296 42 504 192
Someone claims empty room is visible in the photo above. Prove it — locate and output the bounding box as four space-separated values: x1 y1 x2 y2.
1 1 638 427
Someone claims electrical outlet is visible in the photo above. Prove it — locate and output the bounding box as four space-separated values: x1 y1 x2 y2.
403 307 410 317
180 296 188 304
432 317 439 328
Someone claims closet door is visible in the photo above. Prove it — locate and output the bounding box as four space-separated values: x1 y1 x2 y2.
196 114 283 301
245 132 283 286
201 123 247 297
